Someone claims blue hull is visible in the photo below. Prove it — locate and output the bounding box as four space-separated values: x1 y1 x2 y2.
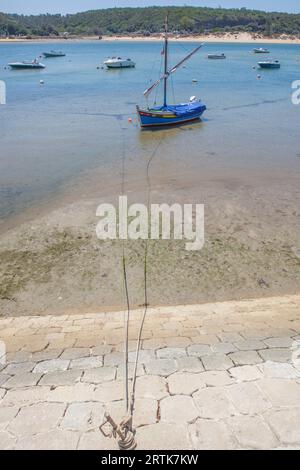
137 103 206 127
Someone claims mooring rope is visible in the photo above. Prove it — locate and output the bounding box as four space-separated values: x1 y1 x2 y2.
119 124 131 413
130 138 163 418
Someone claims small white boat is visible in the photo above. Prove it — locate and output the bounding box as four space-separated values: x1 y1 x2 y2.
104 57 135 69
207 53 226 59
43 50 66 58
8 59 45 69
253 48 270 54
258 60 280 69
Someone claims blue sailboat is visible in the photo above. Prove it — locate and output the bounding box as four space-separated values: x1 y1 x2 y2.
137 17 206 128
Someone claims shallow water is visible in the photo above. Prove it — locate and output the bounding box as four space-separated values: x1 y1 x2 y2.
0 40 299 222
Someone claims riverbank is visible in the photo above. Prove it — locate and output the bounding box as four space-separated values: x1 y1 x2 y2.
1 32 300 44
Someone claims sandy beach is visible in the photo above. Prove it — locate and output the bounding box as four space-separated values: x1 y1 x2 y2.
1 32 300 44
0 164 299 318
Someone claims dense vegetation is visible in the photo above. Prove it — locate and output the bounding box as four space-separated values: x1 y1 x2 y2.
1 6 300 37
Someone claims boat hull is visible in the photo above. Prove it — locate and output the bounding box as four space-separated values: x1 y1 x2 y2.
258 62 280 69
137 103 206 128
8 63 45 69
43 53 65 58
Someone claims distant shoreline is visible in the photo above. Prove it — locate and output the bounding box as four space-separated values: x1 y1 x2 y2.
1 32 300 45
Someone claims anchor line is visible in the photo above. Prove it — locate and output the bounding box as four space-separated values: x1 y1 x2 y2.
118 120 163 424
119 124 131 414
130 138 163 418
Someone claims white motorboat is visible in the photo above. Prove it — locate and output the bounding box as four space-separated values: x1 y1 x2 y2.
8 59 46 69
104 57 136 69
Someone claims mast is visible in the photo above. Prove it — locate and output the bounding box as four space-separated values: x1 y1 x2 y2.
163 14 168 108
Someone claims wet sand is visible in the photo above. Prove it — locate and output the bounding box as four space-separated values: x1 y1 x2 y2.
0 155 299 318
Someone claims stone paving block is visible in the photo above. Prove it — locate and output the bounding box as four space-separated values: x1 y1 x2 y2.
70 356 103 370
33 359 70 374
259 361 300 379
48 383 95 403
135 375 168 400
1 386 49 406
191 334 220 346
15 429 80 450
39 369 83 387
226 382 271 414
94 381 124 402
218 333 244 343
128 350 155 363
256 378 300 407
142 338 167 350
160 395 199 424
5 352 32 364
212 342 237 354
202 353 234 371
106 398 157 427
60 348 90 360
258 348 291 363
3 362 36 375
226 415 278 450
234 339 266 351
91 345 113 356
229 365 262 382
104 352 124 367
164 337 191 348
229 351 263 366
193 387 236 419
264 408 300 445
176 357 204 372
0 431 17 450
200 370 234 387
0 406 19 432
60 402 104 431
189 419 237 450
3 372 42 389
78 430 118 450
82 367 116 384
156 348 187 359
117 363 145 380
145 359 177 377
167 372 205 395
32 349 63 362
187 344 211 357
264 337 294 348
136 423 191 450
0 374 10 387
7 402 66 438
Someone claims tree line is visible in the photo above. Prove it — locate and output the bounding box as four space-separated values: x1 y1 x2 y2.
1 6 300 37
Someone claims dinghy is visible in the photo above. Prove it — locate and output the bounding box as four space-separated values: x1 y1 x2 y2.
258 60 280 69
207 53 226 59
8 59 45 69
43 51 66 58
137 16 206 128
253 48 270 54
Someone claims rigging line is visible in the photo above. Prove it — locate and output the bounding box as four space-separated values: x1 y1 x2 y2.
119 123 131 414
130 137 163 417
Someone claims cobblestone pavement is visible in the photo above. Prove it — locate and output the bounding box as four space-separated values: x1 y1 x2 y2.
0 295 300 450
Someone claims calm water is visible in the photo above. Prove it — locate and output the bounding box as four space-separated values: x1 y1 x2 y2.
0 40 299 222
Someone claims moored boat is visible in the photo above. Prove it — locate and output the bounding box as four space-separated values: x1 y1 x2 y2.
137 16 206 128
43 50 66 58
253 48 270 54
8 59 46 69
258 60 280 69
207 53 226 59
104 57 135 68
